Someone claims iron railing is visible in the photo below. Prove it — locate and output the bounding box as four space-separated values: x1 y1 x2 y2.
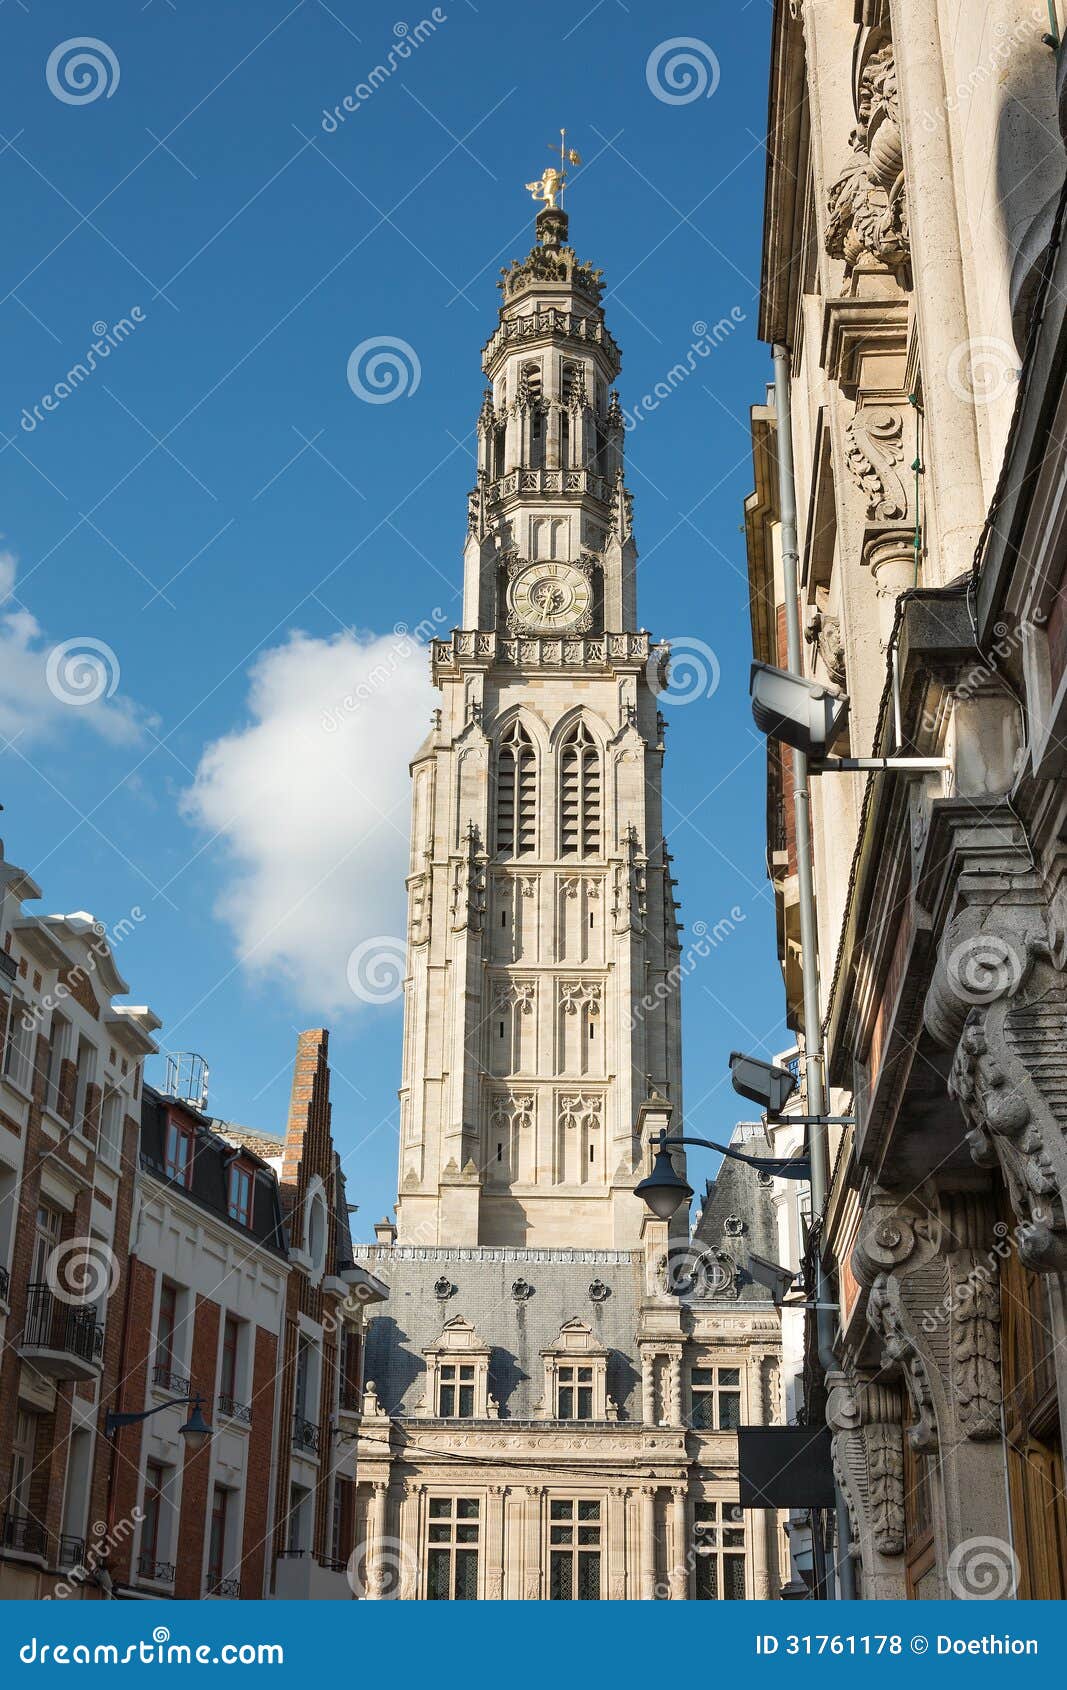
22 1284 103 1366
152 1363 192 1396
208 1576 241 1599
292 1414 320 1455
138 1554 175 1582
0 949 17 982
0 1264 9 1304
1 1515 47 1557
216 1394 251 1425
57 1535 85 1568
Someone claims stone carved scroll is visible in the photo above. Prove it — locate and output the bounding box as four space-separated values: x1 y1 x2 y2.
844 407 908 522
924 900 1067 1271
825 1372 905 1558
853 1189 1002 1450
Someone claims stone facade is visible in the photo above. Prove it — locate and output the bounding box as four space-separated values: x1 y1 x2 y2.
357 206 785 1600
747 0 1067 1600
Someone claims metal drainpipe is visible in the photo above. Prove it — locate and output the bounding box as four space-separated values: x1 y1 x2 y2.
771 343 856 1600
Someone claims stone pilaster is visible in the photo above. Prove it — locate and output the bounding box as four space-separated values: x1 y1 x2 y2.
825 1369 907 1600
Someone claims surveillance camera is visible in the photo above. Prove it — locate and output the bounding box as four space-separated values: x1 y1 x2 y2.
749 661 849 758
729 1050 798 1117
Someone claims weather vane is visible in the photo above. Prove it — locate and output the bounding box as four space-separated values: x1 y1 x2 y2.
525 128 582 212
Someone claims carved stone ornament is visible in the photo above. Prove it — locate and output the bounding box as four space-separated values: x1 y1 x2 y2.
825 34 909 277
434 1276 456 1301
844 407 908 522
853 1188 1003 1450
804 607 847 688
588 1278 611 1303
924 899 1067 1271
825 1371 905 1557
511 1277 534 1301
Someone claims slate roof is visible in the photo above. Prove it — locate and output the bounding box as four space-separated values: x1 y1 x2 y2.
692 1125 782 1305
361 1247 644 1420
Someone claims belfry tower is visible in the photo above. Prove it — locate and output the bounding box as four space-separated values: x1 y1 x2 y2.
395 185 684 1249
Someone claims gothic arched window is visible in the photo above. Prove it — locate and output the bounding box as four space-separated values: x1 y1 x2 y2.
559 722 601 858
521 362 544 470
496 721 537 858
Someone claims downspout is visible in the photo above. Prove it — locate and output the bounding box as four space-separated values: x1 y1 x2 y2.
771 343 856 1600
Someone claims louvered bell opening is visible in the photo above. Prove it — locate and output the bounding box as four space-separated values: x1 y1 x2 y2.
561 751 581 856
582 751 601 856
497 757 516 856
516 752 537 855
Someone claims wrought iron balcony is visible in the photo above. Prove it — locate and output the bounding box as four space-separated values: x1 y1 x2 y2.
152 1363 192 1396
1 1514 47 1558
216 1394 251 1425
292 1414 320 1455
207 1575 241 1599
0 949 16 982
0 1264 9 1304
57 1535 85 1568
137 1553 175 1583
20 1283 104 1381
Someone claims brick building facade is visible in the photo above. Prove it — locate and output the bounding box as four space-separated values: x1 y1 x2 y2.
0 842 384 1601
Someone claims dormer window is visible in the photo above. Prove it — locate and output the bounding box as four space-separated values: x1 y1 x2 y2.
227 1161 253 1228
557 1366 594 1421
536 1319 609 1422
418 1317 492 1421
438 1364 475 1418
164 1117 195 1188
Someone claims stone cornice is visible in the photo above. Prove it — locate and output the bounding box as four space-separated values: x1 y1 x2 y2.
482 306 621 379
431 630 663 684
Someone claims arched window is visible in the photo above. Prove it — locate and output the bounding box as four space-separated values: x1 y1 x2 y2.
496 721 537 857
559 722 601 858
521 363 544 470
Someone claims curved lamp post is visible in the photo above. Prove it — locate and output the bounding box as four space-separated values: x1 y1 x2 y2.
105 1393 213 1453
634 1129 811 1222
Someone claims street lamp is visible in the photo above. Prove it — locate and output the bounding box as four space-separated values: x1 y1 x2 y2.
105 1393 213 1453
749 661 950 774
729 1050 854 1126
634 1128 812 1223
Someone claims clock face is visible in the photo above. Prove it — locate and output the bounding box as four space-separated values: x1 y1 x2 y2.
509 562 592 633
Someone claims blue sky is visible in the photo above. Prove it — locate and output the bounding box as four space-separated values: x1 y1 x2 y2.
0 0 782 1236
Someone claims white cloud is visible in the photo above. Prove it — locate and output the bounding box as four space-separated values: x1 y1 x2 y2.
183 625 438 1013
0 550 148 746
